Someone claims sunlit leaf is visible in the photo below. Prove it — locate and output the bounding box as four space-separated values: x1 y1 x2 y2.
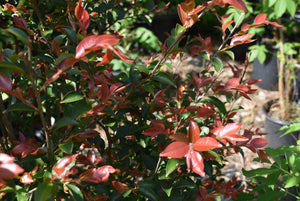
160 142 188 158
193 137 222 151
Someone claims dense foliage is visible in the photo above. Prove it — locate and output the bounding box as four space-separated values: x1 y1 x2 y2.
0 0 282 200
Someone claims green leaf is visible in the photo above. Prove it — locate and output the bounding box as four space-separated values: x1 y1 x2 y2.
153 72 176 87
59 140 74 154
162 186 172 197
278 123 300 137
211 57 223 72
62 28 78 43
55 53 75 65
0 62 25 74
54 117 78 130
138 181 159 201
285 176 300 188
134 65 149 74
274 0 286 19
61 93 84 103
166 158 181 177
102 118 116 127
286 0 296 17
257 191 285 201
203 96 226 115
5 27 28 44
34 183 57 201
16 191 29 201
243 168 278 177
207 150 223 165
5 102 35 113
223 50 235 60
66 184 84 201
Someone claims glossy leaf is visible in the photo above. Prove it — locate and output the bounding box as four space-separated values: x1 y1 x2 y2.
75 0 90 32
160 141 189 158
249 138 268 148
186 149 205 177
61 93 84 103
166 158 182 177
153 72 176 87
53 154 78 176
54 117 78 130
285 176 300 188
211 57 223 72
34 183 57 201
0 62 25 73
226 0 248 12
75 34 120 59
188 121 200 143
66 184 84 201
80 165 115 183
193 137 222 151
20 172 34 184
204 96 226 114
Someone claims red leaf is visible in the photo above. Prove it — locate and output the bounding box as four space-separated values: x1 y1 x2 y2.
112 180 129 194
160 141 189 158
224 78 240 90
226 0 247 12
193 137 222 151
188 121 200 143
250 138 268 148
20 172 34 184
0 163 24 184
97 49 113 65
254 13 267 25
53 154 78 176
142 128 163 137
0 153 15 164
12 143 37 158
112 47 135 64
13 16 27 30
212 123 242 138
75 0 90 32
80 165 115 183
0 72 12 92
186 149 205 177
71 130 100 142
100 82 110 102
197 107 215 117
258 150 269 162
75 34 120 59
41 57 79 90
3 3 17 13
169 132 189 144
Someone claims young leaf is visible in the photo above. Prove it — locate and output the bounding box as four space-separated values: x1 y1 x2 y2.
188 121 200 143
193 137 222 151
53 154 78 176
160 142 189 158
249 138 268 148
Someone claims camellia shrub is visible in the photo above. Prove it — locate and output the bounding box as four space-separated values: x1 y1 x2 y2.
0 0 281 200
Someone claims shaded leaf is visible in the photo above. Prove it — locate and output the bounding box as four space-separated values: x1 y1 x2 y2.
59 140 74 154
0 72 12 92
5 27 27 44
61 93 84 103
66 184 84 201
153 72 176 87
34 183 57 201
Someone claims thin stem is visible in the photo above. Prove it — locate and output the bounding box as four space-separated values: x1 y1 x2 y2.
27 42 53 164
199 12 246 100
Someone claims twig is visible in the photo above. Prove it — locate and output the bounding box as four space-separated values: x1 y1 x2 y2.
27 41 53 164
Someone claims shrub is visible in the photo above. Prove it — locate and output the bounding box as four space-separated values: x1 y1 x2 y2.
0 0 279 200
